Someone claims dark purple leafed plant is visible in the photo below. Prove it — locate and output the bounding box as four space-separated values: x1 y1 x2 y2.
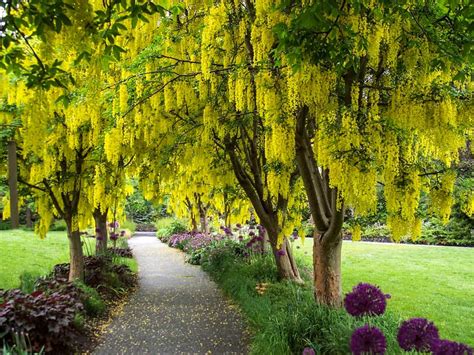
397 318 439 352
344 283 390 317
350 324 387 355
432 339 473 355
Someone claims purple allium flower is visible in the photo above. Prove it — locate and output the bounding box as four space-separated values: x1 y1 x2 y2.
249 231 256 237
236 223 242 229
223 227 233 236
220 225 225 230
276 249 286 256
344 283 389 317
397 318 439 352
110 233 118 241
432 339 473 355
120 230 126 236
350 324 387 355
255 236 263 242
302 348 315 355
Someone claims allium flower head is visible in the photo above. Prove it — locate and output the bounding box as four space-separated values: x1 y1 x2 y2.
223 227 233 236
432 339 473 355
120 230 126 236
110 233 118 241
397 318 439 352
249 231 256 237
302 348 315 355
236 223 242 229
344 283 389 317
350 324 387 355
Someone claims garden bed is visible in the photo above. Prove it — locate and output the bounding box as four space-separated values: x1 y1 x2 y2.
0 253 137 354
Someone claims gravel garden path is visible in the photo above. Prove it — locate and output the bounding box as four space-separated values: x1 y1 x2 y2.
94 233 249 354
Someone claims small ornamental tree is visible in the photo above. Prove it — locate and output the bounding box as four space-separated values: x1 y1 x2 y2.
270 0 473 305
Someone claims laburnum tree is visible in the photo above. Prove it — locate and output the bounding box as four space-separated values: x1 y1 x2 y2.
111 2 309 281
265 0 472 305
0 1 140 280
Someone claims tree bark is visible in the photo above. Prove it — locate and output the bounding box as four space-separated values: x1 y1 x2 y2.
65 218 84 282
199 205 209 234
94 208 108 254
7 141 19 229
25 207 33 228
266 225 302 282
294 106 345 306
313 233 343 306
273 238 301 281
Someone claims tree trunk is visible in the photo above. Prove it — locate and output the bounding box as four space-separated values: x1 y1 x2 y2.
7 141 19 229
94 208 108 254
190 212 198 232
66 219 84 282
266 225 302 282
199 206 209 235
313 233 342 307
25 207 33 228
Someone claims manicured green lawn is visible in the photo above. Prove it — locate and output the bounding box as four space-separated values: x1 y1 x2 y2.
296 240 474 346
0 229 96 290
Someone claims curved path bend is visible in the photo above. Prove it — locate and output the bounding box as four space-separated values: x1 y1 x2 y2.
95 232 249 354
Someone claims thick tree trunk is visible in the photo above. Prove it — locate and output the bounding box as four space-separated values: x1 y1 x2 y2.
199 206 209 235
266 226 302 282
190 213 198 232
25 207 33 228
313 233 343 307
66 220 84 282
94 208 108 254
7 141 19 229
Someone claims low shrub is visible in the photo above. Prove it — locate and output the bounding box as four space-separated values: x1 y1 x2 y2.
0 220 11 230
74 282 106 316
49 220 67 231
120 219 137 234
156 218 187 241
0 288 83 352
135 223 156 232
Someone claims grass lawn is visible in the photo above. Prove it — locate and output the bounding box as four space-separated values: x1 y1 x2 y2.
296 240 474 346
0 229 136 290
